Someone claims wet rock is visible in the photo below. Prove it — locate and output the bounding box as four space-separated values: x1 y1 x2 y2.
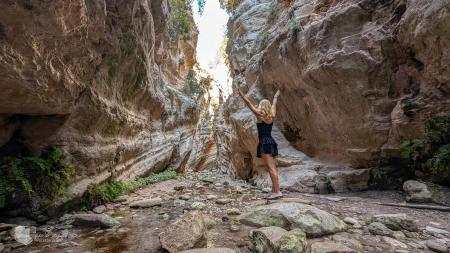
68 214 120 228
226 208 241 215
129 197 162 208
159 210 207 253
250 227 307 253
239 203 347 237
310 241 356 253
93 205 106 214
191 202 207 210
368 222 394 237
216 199 232 205
403 180 433 203
426 240 449 253
371 214 419 232
179 248 235 253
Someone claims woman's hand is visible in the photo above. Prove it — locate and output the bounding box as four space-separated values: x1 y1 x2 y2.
274 89 281 98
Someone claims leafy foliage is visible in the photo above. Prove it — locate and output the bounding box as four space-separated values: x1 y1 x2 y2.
83 169 178 208
219 0 242 12
184 69 213 97
401 115 450 184
169 0 195 41
0 147 74 209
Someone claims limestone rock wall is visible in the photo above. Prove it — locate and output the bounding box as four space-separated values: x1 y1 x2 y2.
220 0 449 180
0 0 205 200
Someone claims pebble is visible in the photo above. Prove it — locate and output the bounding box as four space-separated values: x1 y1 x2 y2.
216 199 231 205
262 187 271 193
179 195 191 200
226 208 241 215
206 195 218 200
93 205 106 214
426 239 449 253
229 225 240 232
343 217 358 225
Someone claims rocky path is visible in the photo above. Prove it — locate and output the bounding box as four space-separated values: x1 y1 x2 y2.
1 170 450 253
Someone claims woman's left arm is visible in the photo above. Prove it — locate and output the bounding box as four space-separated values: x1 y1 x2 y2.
271 90 280 117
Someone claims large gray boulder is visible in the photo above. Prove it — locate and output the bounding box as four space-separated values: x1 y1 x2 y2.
403 180 433 203
159 210 207 253
239 203 347 237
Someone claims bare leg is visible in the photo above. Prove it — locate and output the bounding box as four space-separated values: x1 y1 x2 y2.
262 154 280 193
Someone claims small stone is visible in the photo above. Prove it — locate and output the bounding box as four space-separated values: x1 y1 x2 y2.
403 180 433 203
343 217 358 225
216 199 231 205
180 195 191 200
162 214 170 220
129 197 163 208
174 199 186 206
174 186 185 191
93 205 106 214
262 187 271 193
368 222 394 236
426 239 449 253
191 202 206 210
226 208 241 215
206 195 218 200
392 230 406 241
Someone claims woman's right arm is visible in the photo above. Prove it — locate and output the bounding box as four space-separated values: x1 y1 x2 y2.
238 88 261 117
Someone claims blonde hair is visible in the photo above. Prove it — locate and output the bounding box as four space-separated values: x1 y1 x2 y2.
258 99 273 122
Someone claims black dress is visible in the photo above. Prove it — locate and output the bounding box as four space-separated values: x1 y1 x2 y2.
256 122 278 158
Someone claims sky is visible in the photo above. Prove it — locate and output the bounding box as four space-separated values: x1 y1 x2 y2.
192 0 232 100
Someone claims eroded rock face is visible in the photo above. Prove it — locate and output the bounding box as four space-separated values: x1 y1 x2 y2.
0 0 207 203
219 0 450 180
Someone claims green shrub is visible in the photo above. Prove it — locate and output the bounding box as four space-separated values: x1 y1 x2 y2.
169 0 195 41
401 115 450 184
0 147 74 209
83 169 178 208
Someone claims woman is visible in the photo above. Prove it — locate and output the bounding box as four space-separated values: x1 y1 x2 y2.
238 88 282 200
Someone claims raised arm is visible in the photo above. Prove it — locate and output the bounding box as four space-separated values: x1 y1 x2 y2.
238 88 261 117
271 90 280 117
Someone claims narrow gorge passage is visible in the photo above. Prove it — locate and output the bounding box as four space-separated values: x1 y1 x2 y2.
0 0 449 253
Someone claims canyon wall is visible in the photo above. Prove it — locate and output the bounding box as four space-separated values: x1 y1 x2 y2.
220 0 450 186
0 0 206 202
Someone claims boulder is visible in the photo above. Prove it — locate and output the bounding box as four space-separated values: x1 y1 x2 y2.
249 227 307 253
368 222 394 237
327 169 371 193
403 180 433 203
93 205 106 214
129 197 163 208
65 213 120 228
371 214 419 232
159 210 207 253
239 203 347 237
310 241 356 253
